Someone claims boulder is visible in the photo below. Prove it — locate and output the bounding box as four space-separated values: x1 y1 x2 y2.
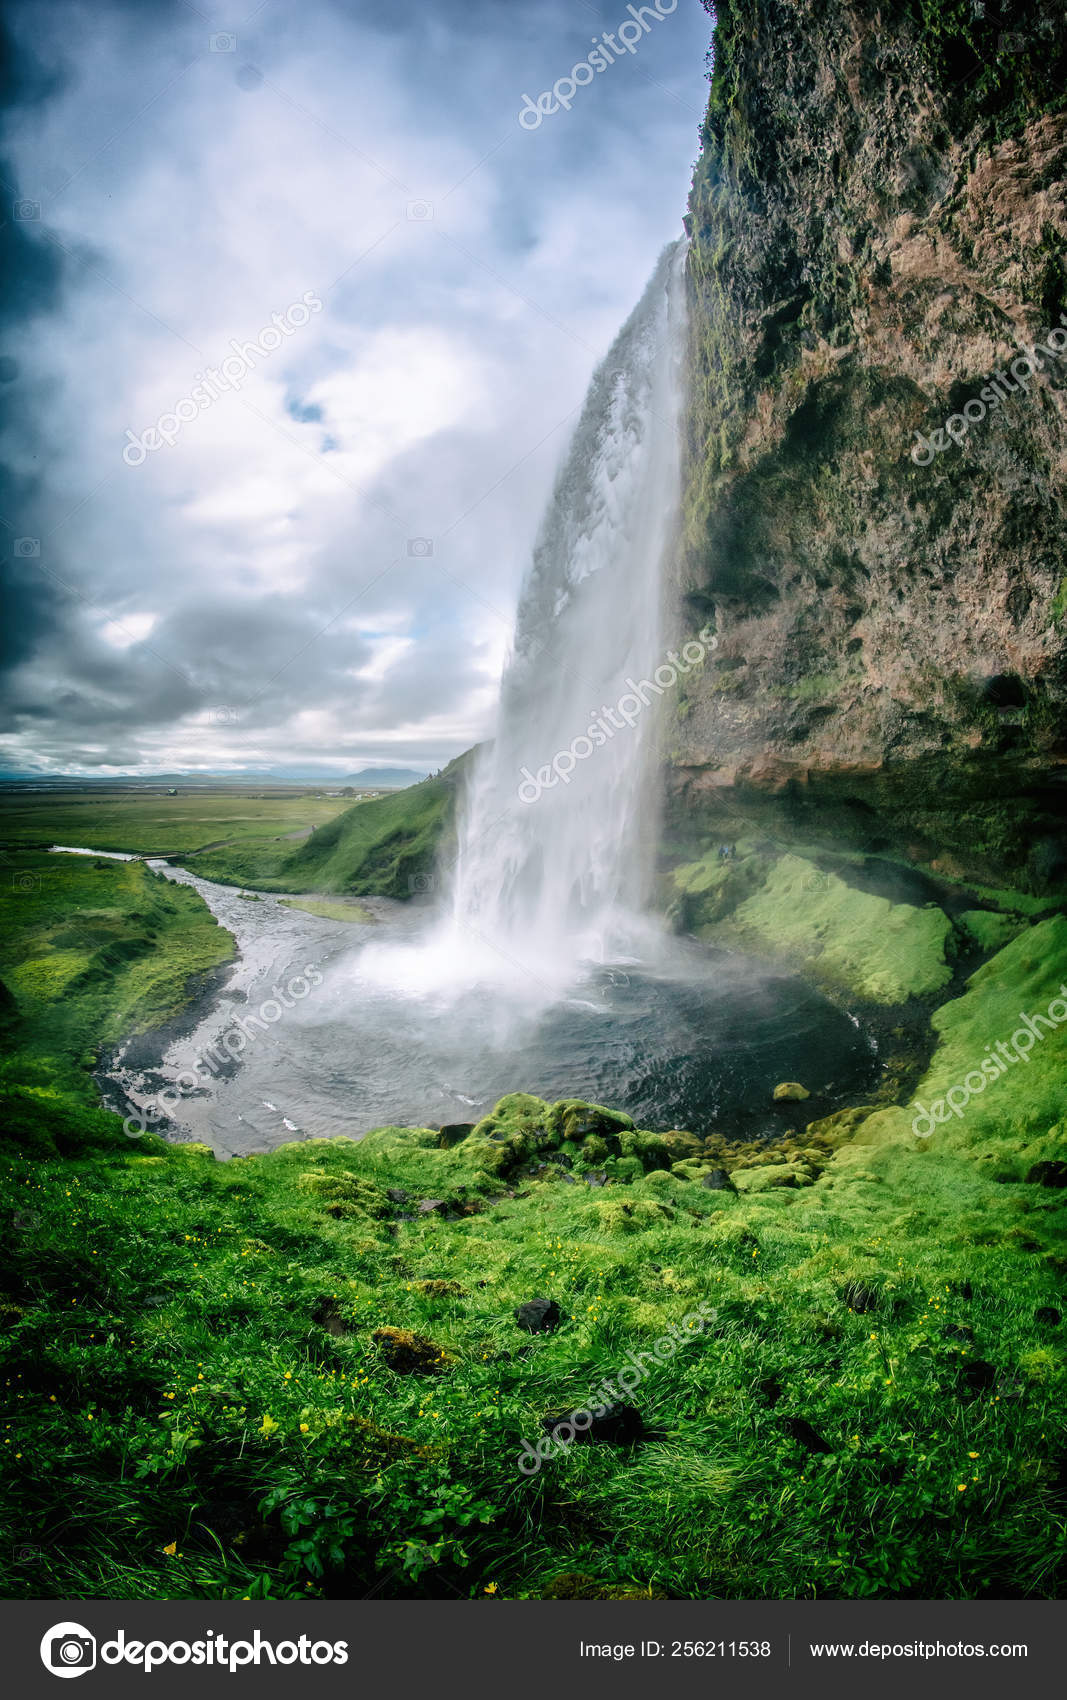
732 1163 812 1192
701 1167 737 1192
515 1298 562 1333
1026 1160 1067 1188
773 1081 810 1101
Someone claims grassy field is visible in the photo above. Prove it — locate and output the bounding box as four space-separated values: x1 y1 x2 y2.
177 771 458 899
0 839 1064 1601
0 791 352 856
0 849 235 1153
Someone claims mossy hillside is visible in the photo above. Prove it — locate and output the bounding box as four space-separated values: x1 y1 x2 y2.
849 916 1067 1170
180 770 458 899
0 851 234 1154
2 1066 1064 1603
671 846 956 1003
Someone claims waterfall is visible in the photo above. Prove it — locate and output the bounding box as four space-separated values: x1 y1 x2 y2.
357 238 691 1005
447 239 689 988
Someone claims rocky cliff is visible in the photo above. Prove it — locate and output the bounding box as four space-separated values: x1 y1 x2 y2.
671 0 1067 890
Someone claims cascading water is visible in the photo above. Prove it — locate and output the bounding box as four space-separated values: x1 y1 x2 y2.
442 238 690 992
129 239 875 1151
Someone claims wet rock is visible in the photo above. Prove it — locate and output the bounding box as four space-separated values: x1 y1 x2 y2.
515 1298 562 1333
436 1122 474 1149
1025 1160 1067 1188
584 1170 608 1187
372 1326 450 1374
386 1187 409 1204
701 1167 737 1192
773 1081 810 1102
417 1198 448 1216
1035 1306 1061 1327
543 1402 644 1446
781 1416 832 1452
661 1129 705 1161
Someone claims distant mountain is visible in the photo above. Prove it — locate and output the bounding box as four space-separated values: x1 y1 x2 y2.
340 768 427 788
0 765 429 788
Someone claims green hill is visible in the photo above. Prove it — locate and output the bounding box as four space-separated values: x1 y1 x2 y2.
177 756 469 898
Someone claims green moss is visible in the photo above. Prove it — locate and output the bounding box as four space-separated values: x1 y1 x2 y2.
956 909 1024 953
719 852 954 1003
181 762 465 899
858 916 1067 1155
277 898 375 923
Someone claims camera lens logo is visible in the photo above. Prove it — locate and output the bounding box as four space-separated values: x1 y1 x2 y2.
41 1623 96 1679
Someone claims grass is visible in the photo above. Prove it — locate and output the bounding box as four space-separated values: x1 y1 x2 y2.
0 850 234 1151
0 841 1064 1601
179 772 458 899
672 847 956 1003
0 792 351 856
278 899 375 923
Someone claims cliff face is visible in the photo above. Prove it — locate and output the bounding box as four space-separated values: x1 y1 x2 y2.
672 0 1067 887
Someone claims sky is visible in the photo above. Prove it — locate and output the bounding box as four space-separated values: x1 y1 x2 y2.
0 0 712 776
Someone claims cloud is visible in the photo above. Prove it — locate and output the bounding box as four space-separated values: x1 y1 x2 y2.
0 0 709 774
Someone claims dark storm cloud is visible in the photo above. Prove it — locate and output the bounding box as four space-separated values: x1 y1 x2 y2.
0 0 709 774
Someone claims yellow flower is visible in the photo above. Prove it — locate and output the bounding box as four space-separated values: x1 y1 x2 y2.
299 1422 310 1434
259 1414 280 1437
957 1484 966 1492
968 1451 979 1459
484 1582 498 1595
163 1541 177 1556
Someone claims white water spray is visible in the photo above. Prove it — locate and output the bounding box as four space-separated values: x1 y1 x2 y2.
361 239 689 1002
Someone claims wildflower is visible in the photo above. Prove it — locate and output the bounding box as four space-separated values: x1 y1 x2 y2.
259 1414 280 1437
484 1582 498 1595
163 1541 177 1556
957 1484 966 1492
968 1451 979 1458
299 1422 309 1433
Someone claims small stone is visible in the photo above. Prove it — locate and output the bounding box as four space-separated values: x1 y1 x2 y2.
515 1298 562 1333
701 1167 737 1191
543 1402 644 1445
1025 1160 1067 1188
773 1082 810 1102
781 1416 832 1452
417 1198 448 1215
386 1187 409 1204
